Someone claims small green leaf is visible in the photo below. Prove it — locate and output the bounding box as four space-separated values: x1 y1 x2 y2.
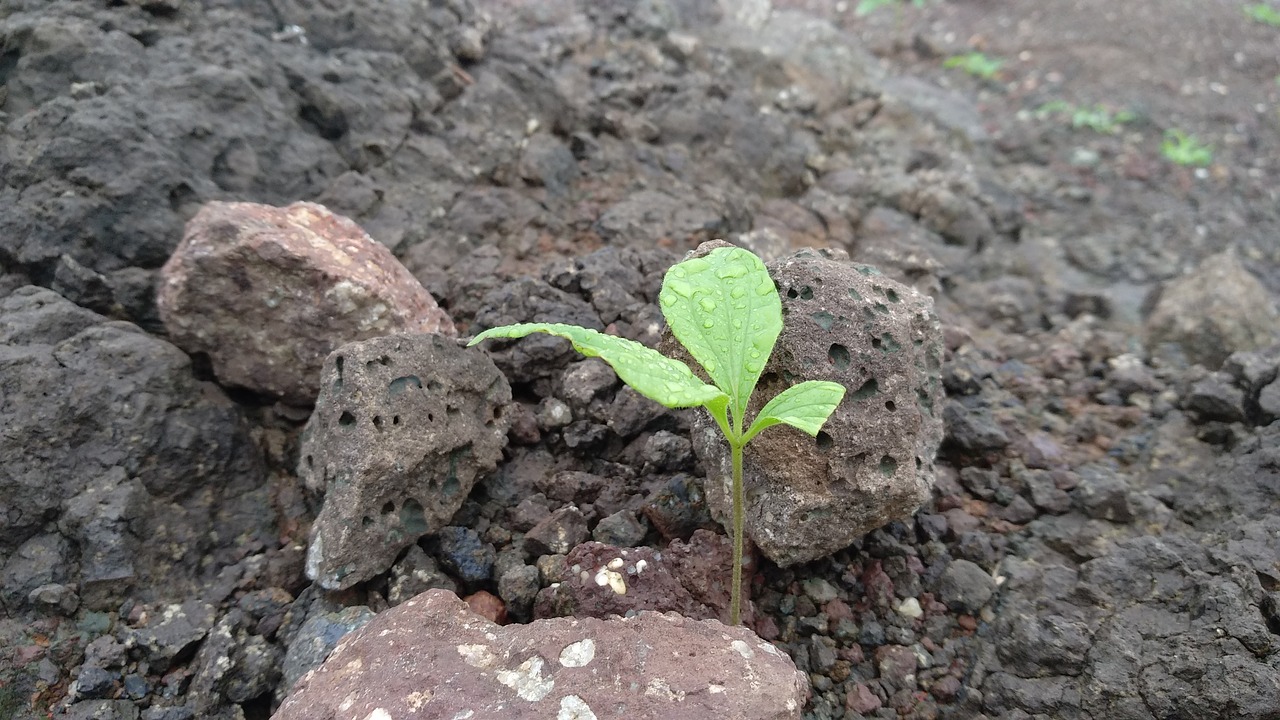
659 247 782 430
468 323 726 409
742 380 847 445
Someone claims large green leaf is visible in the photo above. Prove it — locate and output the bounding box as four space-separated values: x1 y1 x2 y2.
468 323 727 409
742 380 847 444
659 247 782 430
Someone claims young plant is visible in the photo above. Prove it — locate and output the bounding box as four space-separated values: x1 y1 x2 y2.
469 247 846 625
1161 129 1214 167
1244 3 1280 27
943 51 1004 80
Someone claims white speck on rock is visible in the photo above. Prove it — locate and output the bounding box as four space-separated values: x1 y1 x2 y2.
607 557 624 570
644 678 684 701
731 640 754 659
457 644 496 669
897 597 923 619
449 711 475 720
559 639 596 668
496 656 555 701
594 567 627 595
708 684 725 694
635 559 648 574
557 695 598 720
362 709 392 720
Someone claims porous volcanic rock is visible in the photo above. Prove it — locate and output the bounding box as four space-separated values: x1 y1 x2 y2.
299 333 510 590
533 529 747 625
1145 249 1280 370
687 245 945 566
157 201 455 405
273 589 806 720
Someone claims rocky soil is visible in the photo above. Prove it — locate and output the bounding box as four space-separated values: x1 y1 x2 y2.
2 0 1278 719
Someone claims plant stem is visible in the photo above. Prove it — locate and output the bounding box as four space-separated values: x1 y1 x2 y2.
730 439 745 626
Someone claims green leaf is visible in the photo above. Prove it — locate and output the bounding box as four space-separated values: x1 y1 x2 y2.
659 246 782 431
742 380 847 445
468 323 726 409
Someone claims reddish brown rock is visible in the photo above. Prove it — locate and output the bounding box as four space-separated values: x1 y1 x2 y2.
158 201 454 405
464 590 508 624
533 529 751 626
273 589 806 720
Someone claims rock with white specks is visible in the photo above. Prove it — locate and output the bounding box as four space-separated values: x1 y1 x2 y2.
158 201 455 405
272 589 806 720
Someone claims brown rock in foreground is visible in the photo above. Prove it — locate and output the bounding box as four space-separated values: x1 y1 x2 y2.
158 201 455 405
273 589 806 720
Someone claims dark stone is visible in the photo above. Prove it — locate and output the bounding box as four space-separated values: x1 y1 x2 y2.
278 606 376 705
1072 464 1134 522
1024 470 1071 515
592 509 649 547
943 400 1011 452
435 526 496 585
0 287 265 613
74 666 119 700
125 600 218 673
523 506 590 558
641 474 718 540
938 560 996 613
496 564 542 620
1184 372 1247 423
471 278 603 383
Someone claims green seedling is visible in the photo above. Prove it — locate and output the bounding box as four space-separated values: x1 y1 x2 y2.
943 51 1004 80
1161 129 1214 167
1244 3 1280 27
855 0 929 16
470 247 846 625
1034 101 1136 134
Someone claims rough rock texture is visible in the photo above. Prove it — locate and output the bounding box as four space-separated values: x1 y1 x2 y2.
1145 250 1280 370
0 286 266 611
533 530 747 625
158 201 455 404
687 246 945 566
273 589 807 720
299 333 511 590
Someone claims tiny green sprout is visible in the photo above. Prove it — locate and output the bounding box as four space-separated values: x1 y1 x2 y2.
943 51 1004 80
470 247 846 625
854 0 929 17
1244 3 1280 27
1161 129 1214 167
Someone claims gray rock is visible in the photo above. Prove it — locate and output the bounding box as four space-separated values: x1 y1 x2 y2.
685 246 945 566
938 560 996 613
275 589 807 720
943 400 1011 452
124 600 218 674
1072 464 1135 523
74 666 119 700
1260 379 1280 422
1145 250 1280 370
523 506 590 558
278 606 376 702
61 700 140 720
299 333 511 591
28 582 81 615
387 545 458 605
1184 372 1247 423
592 509 649 547
497 564 542 619
0 287 265 612
158 201 455 405
186 609 282 715
471 277 603 384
